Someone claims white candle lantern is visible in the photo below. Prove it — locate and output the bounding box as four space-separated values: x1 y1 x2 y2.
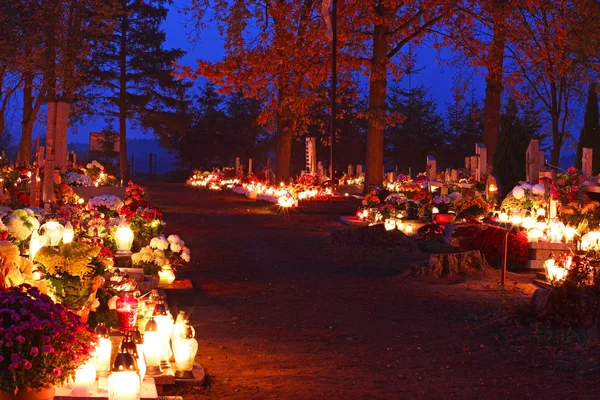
158 265 176 287
521 216 534 230
108 352 141 400
133 329 147 381
121 331 145 382
41 217 64 246
498 212 509 223
71 358 96 395
94 323 111 377
384 219 396 231
564 226 576 243
153 303 174 368
29 230 43 260
62 221 74 244
116 219 134 255
173 323 198 379
143 317 163 375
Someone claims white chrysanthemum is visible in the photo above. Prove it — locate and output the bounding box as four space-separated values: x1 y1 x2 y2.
520 183 532 191
155 257 168 266
150 236 169 250
532 184 545 196
512 186 525 200
153 249 165 258
170 242 182 253
167 235 181 244
131 253 141 264
141 253 154 263
181 252 190 262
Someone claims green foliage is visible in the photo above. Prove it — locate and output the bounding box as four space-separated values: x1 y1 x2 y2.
575 83 600 172
494 99 532 195
444 94 483 169
386 83 445 173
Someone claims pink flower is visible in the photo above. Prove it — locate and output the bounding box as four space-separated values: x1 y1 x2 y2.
29 347 39 357
15 335 25 343
51 367 62 377
10 354 20 363
22 360 32 370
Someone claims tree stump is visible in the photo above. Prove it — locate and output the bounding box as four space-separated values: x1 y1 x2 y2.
421 250 489 278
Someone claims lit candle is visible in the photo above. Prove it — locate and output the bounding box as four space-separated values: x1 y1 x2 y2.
143 318 162 375
158 266 176 287
564 226 576 243
62 222 74 244
71 358 96 395
94 323 111 377
108 352 140 400
29 231 42 260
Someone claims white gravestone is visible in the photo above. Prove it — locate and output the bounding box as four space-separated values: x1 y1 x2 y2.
475 143 487 181
427 155 437 181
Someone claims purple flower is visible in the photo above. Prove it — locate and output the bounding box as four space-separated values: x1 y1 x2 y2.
51 367 61 377
4 332 14 341
20 359 32 370
10 354 20 363
5 341 13 348
10 312 20 322
41 336 50 343
29 347 38 357
14 326 22 334
15 336 25 343
41 345 54 354
8 363 18 370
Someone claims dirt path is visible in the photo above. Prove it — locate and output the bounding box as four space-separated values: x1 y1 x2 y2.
150 184 600 399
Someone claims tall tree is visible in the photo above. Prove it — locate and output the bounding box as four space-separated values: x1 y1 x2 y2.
89 0 188 181
189 0 331 181
494 98 531 195
575 83 600 172
386 83 444 174
344 0 453 189
444 93 483 168
506 0 585 166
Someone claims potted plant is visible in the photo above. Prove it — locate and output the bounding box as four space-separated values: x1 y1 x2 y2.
0 284 98 400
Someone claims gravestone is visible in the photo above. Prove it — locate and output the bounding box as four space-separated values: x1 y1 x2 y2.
426 155 437 181
465 157 471 171
317 161 325 177
582 148 593 177
526 139 540 184
235 157 242 177
348 164 354 177
451 169 458 182
475 143 487 181
248 158 253 174
470 156 478 174
356 164 363 177
305 137 317 174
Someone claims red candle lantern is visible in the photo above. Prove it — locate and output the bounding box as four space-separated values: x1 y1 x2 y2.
116 292 139 332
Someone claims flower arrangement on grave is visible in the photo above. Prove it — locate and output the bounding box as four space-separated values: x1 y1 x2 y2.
362 191 381 208
338 174 364 186
454 196 492 219
54 182 76 205
131 235 190 276
86 195 123 216
378 204 397 220
34 242 110 313
4 209 40 243
0 284 98 396
419 193 462 217
501 182 547 214
549 167 593 227
5 188 31 209
64 171 93 187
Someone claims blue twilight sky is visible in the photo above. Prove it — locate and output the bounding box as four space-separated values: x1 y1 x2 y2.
66 0 490 145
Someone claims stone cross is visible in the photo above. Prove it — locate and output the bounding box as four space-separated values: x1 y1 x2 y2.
526 139 540 184
582 148 593 177
348 164 354 177
475 143 487 181
426 155 437 180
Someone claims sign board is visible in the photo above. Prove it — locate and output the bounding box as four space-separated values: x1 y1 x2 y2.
89 132 120 153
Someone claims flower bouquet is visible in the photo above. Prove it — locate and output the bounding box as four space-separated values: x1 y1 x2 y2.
33 242 109 318
4 209 40 244
501 182 547 214
131 234 190 277
64 172 93 187
0 284 98 396
85 160 104 181
454 196 492 219
86 195 123 216
361 191 380 209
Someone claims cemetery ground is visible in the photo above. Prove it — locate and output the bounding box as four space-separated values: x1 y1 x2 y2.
151 183 600 399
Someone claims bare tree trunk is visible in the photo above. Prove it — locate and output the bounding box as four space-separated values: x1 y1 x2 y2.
551 116 561 166
365 22 388 190
482 9 505 172
275 73 292 182
43 0 58 203
119 0 129 182
20 72 44 165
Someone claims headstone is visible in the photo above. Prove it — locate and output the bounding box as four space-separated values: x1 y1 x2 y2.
305 137 317 175
387 172 395 183
426 155 437 181
441 185 449 196
582 148 593 177
248 159 253 175
526 139 540 184
356 164 363 177
445 168 451 183
475 143 487 181
348 164 354 177
235 157 242 177
451 169 458 182
465 157 471 171
470 156 478 174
